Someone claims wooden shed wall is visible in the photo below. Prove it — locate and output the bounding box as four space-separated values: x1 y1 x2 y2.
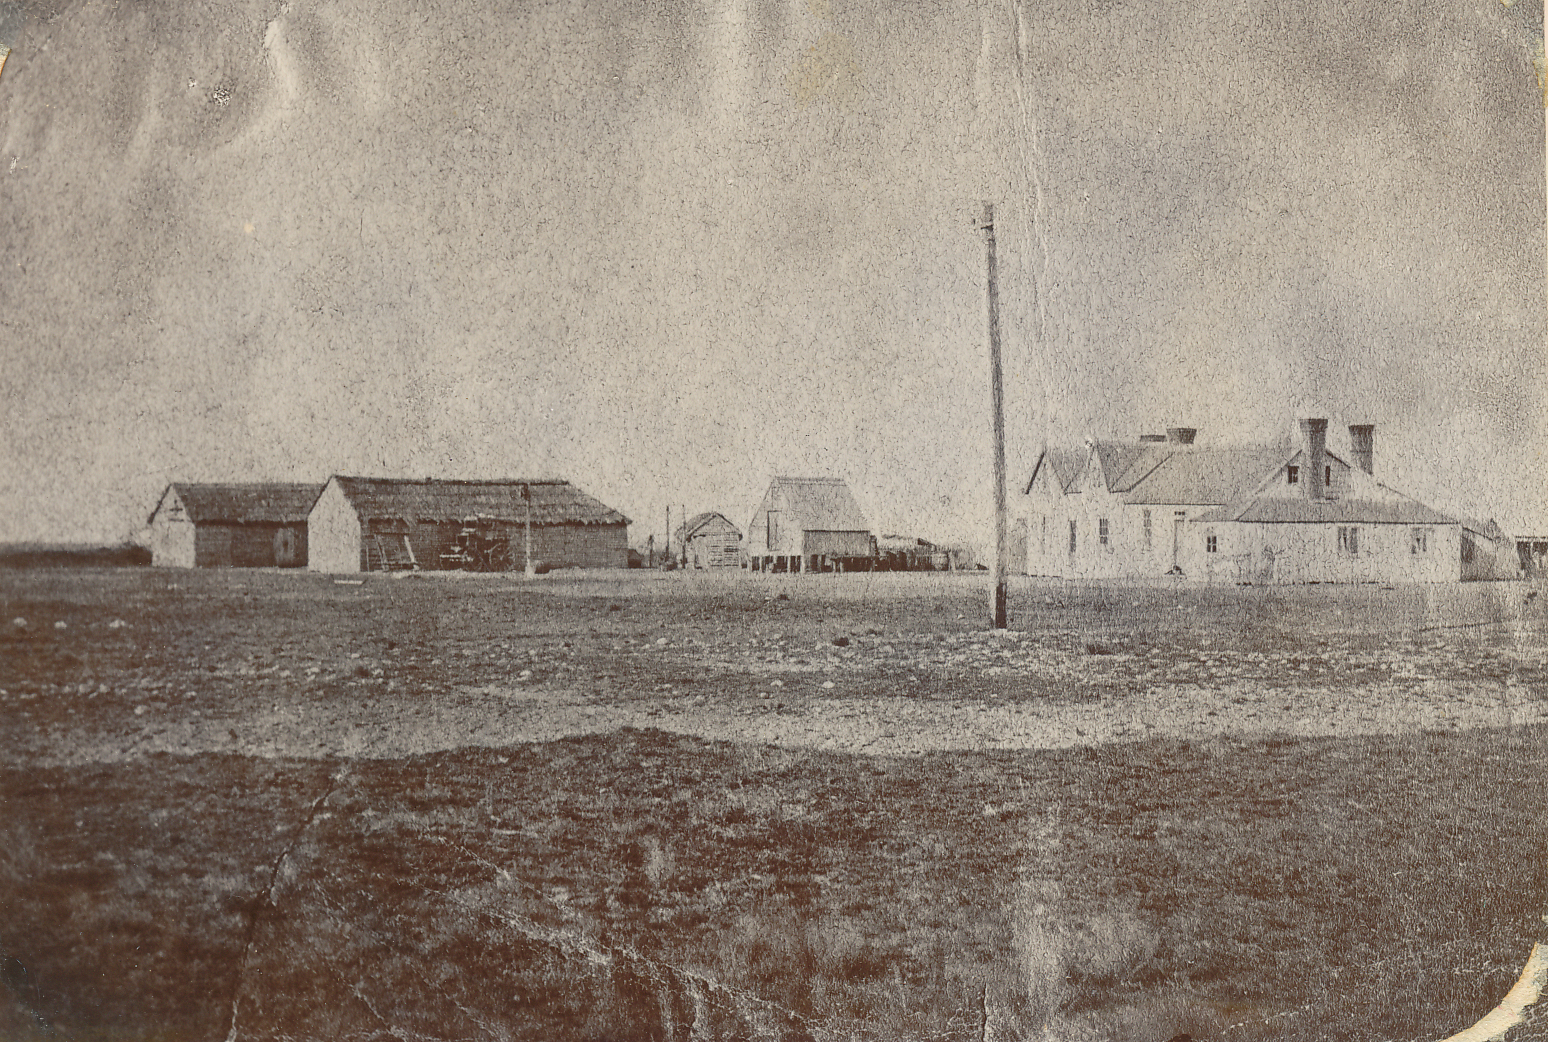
687 531 742 569
307 480 365 573
192 523 308 568
361 520 628 571
150 517 196 568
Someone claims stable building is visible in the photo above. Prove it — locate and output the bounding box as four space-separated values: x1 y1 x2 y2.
307 476 630 573
1022 420 1473 584
674 512 743 570
744 476 875 573
147 482 322 568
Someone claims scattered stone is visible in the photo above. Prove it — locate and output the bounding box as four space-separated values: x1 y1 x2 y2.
134 705 149 716
11 618 25 628
656 637 668 646
108 619 127 629
822 681 835 690
54 621 67 630
771 680 784 688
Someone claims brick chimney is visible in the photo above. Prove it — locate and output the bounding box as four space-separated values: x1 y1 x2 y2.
1299 418 1328 500
1165 428 1197 445
1348 424 1374 476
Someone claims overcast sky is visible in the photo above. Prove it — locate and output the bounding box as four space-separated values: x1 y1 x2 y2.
1 0 1543 546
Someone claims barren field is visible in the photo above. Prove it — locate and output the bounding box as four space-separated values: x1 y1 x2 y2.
1 568 1546 1042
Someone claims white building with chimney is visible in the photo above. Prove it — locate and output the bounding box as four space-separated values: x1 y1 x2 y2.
1020 420 1471 584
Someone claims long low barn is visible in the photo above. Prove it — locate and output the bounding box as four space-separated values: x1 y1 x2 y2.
307 476 631 573
147 482 322 568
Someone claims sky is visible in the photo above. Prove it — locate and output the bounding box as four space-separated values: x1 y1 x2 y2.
1 0 1544 547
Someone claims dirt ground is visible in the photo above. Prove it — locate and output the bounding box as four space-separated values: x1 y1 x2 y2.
2 569 1544 765
2 568 1546 1042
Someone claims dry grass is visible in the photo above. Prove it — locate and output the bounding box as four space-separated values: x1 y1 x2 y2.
1 570 1545 1040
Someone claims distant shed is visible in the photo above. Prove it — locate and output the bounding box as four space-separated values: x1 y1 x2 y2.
674 512 743 570
307 477 630 573
745 476 875 573
147 483 322 568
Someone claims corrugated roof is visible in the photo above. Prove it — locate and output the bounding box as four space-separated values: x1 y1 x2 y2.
1196 496 1457 525
156 483 323 524
770 477 871 532
331 477 630 526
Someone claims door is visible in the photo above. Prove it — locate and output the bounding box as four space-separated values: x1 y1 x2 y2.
274 527 299 567
1172 516 1184 570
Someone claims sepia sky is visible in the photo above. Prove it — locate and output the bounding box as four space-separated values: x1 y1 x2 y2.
0 0 1543 546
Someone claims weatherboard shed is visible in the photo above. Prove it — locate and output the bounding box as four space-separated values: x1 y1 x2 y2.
307 477 631 573
147 482 322 568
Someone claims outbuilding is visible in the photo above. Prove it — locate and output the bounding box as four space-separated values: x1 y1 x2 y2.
674 512 743 570
306 476 630 573
744 476 874 573
147 483 322 568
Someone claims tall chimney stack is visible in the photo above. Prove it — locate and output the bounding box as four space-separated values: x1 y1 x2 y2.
1299 418 1328 500
1165 427 1197 445
1348 424 1374 476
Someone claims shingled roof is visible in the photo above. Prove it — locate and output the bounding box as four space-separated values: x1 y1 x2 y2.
329 477 630 526
152 483 323 525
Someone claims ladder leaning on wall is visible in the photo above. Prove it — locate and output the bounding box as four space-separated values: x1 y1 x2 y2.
372 532 419 572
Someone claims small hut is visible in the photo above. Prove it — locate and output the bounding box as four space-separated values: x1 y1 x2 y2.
674 513 743 570
147 483 322 568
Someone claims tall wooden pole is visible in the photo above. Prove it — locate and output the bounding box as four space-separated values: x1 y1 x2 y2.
980 202 1009 629
665 505 670 571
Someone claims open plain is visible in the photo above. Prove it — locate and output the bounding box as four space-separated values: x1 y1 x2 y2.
1 567 1545 1041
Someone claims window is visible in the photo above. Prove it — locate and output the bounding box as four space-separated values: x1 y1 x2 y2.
1142 509 1152 549
1287 465 1299 485
1098 518 1109 547
1411 528 1429 554
1338 526 1360 555
1206 532 1218 554
1324 465 1332 487
1069 520 1077 554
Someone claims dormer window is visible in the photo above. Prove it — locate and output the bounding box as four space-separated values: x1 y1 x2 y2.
1287 465 1299 485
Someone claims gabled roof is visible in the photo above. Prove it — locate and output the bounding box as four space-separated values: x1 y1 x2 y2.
677 512 742 540
152 483 323 525
1090 441 1171 493
1024 446 1089 494
768 477 871 532
1121 444 1291 505
329 477 629 526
